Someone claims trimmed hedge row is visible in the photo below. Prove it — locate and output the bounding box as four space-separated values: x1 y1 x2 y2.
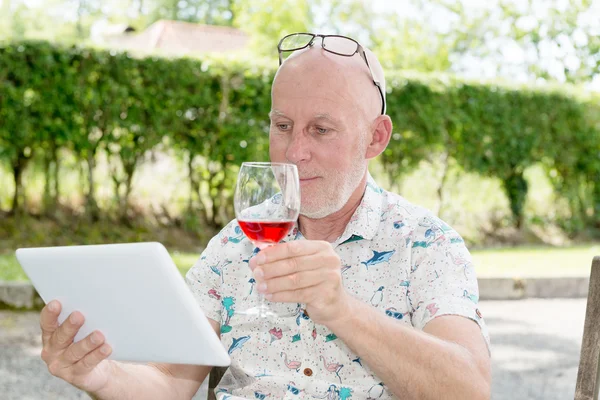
1 41 598 232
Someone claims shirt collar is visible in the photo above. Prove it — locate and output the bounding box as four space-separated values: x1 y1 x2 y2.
334 173 383 246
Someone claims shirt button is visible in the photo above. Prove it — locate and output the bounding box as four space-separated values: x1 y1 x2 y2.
303 368 313 377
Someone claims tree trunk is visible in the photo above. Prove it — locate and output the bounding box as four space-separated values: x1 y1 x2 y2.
187 152 196 213
208 167 219 229
502 171 528 230
86 152 99 221
11 165 21 215
111 172 122 213
433 152 450 218
10 155 27 215
122 160 137 219
193 157 210 227
593 177 600 228
43 151 52 213
53 145 60 209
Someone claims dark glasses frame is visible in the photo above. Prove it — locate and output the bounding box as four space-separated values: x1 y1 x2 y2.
277 32 386 115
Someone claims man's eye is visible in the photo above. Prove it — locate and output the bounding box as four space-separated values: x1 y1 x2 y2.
277 124 291 131
316 127 328 135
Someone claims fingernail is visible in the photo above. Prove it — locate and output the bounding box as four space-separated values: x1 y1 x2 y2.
258 282 267 293
253 268 264 280
256 253 266 264
90 332 100 345
265 293 273 300
101 344 111 355
48 301 57 312
69 313 79 324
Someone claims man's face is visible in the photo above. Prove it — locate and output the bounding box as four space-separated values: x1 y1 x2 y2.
269 51 370 219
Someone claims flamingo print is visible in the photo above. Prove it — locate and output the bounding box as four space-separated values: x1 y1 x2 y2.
208 288 221 300
320 355 344 383
281 352 301 372
426 303 439 317
446 251 470 279
209 259 232 284
244 278 256 300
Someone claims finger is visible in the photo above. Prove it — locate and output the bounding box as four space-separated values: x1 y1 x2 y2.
61 331 106 366
49 311 85 351
255 240 327 265
259 269 337 295
73 343 112 375
254 253 331 281
248 256 258 271
265 286 316 304
40 300 62 346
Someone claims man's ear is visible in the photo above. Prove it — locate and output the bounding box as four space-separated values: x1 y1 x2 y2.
365 115 393 160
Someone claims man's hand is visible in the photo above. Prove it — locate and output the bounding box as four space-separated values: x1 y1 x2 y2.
248 240 351 325
39 300 114 394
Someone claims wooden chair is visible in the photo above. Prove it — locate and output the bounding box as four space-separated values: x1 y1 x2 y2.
575 256 600 400
207 366 228 400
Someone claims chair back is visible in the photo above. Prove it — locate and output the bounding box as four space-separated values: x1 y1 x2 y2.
575 256 600 400
207 366 228 400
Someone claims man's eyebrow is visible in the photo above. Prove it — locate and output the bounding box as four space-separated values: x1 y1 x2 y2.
313 113 340 124
268 110 289 119
268 110 340 124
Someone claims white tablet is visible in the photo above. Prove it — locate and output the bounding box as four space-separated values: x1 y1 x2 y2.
16 242 230 367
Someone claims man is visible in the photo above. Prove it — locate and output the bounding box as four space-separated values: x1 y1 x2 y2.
38 33 491 400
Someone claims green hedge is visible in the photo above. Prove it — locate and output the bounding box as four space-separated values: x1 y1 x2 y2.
383 73 600 231
1 41 599 233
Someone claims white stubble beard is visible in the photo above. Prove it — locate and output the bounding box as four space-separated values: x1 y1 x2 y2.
299 133 368 219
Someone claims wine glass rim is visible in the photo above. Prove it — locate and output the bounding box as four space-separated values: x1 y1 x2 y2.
241 162 297 168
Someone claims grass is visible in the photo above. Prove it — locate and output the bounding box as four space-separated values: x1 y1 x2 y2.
3 245 599 282
471 244 600 278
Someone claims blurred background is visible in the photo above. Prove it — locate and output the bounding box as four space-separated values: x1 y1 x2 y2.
0 0 599 399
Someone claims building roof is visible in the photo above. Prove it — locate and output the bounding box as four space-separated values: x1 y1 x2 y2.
101 20 249 56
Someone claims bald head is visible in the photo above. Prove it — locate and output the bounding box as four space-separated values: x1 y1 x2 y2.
272 45 386 122
268 41 393 219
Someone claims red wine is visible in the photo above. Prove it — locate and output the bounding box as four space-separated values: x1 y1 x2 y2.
237 220 295 245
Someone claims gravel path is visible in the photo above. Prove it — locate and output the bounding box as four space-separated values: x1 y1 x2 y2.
0 299 587 399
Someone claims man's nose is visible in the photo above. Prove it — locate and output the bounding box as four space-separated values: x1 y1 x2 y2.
285 131 311 164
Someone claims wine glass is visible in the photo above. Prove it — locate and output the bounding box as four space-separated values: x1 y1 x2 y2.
234 162 301 318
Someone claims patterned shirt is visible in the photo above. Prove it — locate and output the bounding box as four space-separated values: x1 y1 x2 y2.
186 174 490 400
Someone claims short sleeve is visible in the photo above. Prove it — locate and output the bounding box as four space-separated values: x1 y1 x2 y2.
407 216 490 349
185 234 226 324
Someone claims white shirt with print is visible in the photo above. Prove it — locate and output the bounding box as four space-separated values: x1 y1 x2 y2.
186 174 490 400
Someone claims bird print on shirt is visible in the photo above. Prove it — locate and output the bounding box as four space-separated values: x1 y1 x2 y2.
370 286 385 307
209 259 232 284
281 352 301 372
320 355 344 383
367 382 384 399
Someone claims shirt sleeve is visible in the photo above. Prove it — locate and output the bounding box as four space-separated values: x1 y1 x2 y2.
185 233 226 324
408 215 490 349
